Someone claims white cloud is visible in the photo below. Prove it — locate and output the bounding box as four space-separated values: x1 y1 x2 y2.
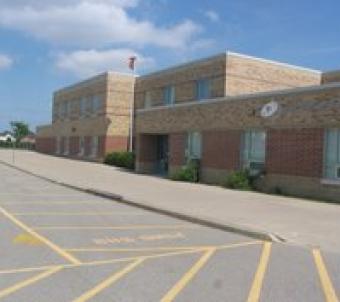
0 54 13 70
0 1 201 49
204 10 220 22
55 48 154 78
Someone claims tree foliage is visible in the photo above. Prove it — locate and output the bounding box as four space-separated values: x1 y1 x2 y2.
10 121 30 141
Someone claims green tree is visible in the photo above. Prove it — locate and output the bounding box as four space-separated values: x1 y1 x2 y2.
10 121 30 142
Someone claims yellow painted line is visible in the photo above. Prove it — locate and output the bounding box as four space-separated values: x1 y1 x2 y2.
66 240 261 253
246 241 272 302
313 249 339 302
72 258 145 302
0 206 81 265
160 247 216 302
0 241 261 276
0 266 62 299
12 212 145 216
33 224 198 231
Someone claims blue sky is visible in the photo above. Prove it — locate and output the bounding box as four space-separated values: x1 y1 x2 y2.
0 0 339 131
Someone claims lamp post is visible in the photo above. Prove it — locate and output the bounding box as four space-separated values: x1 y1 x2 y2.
128 56 137 153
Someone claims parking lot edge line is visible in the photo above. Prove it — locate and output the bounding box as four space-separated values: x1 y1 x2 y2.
160 247 217 302
0 206 81 265
0 266 63 299
246 241 272 302
12 212 146 216
72 258 145 302
312 249 339 302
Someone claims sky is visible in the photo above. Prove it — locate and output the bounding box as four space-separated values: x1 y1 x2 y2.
0 0 339 131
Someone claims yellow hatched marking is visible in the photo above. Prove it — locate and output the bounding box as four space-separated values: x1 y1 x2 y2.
33 224 198 231
0 206 81 265
160 247 216 302
72 258 144 302
12 212 145 216
0 266 62 299
247 241 272 302
0 241 261 276
313 249 339 302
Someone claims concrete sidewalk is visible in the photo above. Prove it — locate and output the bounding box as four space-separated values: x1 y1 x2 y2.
1 150 339 252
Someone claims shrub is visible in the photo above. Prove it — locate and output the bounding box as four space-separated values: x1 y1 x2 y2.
224 169 252 190
171 160 200 183
104 151 135 170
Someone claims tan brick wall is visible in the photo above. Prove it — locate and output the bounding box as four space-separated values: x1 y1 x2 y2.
136 86 340 134
226 53 321 95
135 54 227 109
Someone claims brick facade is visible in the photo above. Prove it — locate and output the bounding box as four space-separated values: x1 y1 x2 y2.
266 129 324 178
169 133 186 167
35 137 55 154
202 130 241 171
104 136 129 153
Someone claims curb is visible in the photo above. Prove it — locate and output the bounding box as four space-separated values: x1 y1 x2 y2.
0 160 284 243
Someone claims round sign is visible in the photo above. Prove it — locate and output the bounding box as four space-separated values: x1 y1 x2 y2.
261 101 279 118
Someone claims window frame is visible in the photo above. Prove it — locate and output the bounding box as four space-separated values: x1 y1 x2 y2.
324 129 340 181
163 85 175 106
241 129 266 171
196 79 211 101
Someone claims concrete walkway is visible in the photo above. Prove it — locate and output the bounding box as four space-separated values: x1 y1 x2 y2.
0 150 339 253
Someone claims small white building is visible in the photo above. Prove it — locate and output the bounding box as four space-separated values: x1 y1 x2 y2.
0 132 16 143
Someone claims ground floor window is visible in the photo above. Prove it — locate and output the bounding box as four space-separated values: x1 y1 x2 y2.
324 129 340 180
91 136 99 158
242 130 266 172
63 137 69 155
79 137 85 156
186 132 202 160
55 137 61 154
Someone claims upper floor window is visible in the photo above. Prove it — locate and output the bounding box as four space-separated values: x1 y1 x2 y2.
242 130 266 173
186 131 202 160
86 97 94 114
60 101 68 118
324 129 340 180
93 96 102 113
196 79 211 101
80 97 86 117
144 91 152 109
163 86 175 106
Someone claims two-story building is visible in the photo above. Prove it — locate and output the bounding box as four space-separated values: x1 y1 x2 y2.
36 72 135 160
134 52 340 202
37 51 340 202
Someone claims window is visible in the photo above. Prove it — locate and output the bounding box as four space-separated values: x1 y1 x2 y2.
242 130 266 172
93 96 102 113
79 137 85 156
90 136 99 158
186 132 202 160
163 86 175 106
64 137 69 155
56 137 61 154
80 97 86 117
324 129 340 180
196 79 210 101
145 91 152 108
86 97 94 115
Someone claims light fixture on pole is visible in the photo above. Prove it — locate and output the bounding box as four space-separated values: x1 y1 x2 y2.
128 56 137 152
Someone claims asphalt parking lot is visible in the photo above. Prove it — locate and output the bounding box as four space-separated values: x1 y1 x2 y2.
0 164 339 302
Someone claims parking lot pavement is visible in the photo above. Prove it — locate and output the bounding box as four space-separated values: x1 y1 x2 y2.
0 165 339 302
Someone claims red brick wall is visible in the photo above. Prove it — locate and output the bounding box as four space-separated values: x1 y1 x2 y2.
169 133 186 166
202 130 241 170
69 137 79 156
36 137 56 154
104 136 129 154
266 128 324 178
136 134 157 163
